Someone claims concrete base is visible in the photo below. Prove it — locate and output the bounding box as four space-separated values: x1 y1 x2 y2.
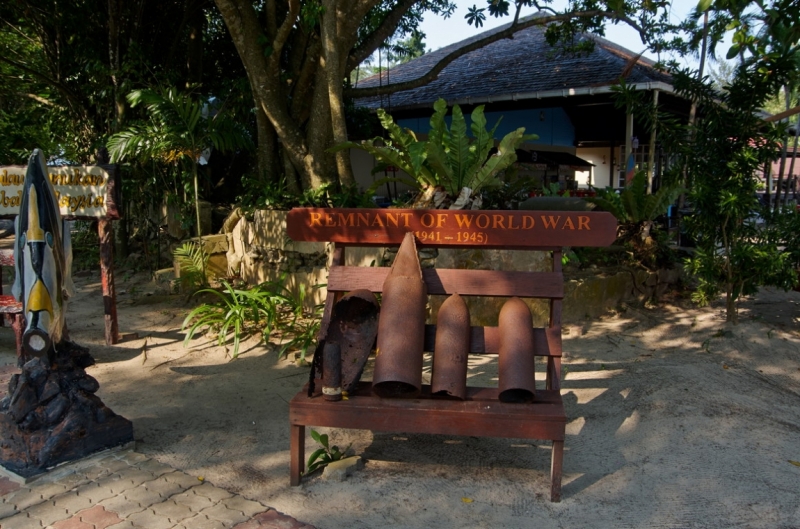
0 442 135 485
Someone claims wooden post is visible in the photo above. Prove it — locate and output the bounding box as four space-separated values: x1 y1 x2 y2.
647 90 659 194
98 218 119 345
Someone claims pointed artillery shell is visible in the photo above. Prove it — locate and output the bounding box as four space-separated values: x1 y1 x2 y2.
322 343 342 402
372 233 427 398
431 293 470 399
498 297 536 403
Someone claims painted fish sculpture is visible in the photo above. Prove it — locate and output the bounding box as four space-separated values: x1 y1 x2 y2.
12 149 73 357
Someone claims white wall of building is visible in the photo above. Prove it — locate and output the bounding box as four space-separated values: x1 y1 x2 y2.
576 147 615 189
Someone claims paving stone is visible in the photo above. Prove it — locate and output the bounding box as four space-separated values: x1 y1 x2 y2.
141 477 185 498
199 502 250 526
77 505 123 528
119 485 164 509
160 471 200 490
170 489 216 513
132 459 172 477
89 459 131 478
23 500 70 526
5 487 45 511
192 484 232 503
71 482 117 504
30 482 70 502
51 473 91 490
97 493 147 518
52 491 95 514
93 471 149 495
0 477 21 497
0 511 42 529
50 515 93 529
0 499 20 518
149 499 194 523
221 495 268 518
114 452 148 465
110 470 158 491
124 508 174 529
174 514 226 529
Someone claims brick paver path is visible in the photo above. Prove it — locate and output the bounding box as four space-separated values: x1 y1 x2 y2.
0 450 314 529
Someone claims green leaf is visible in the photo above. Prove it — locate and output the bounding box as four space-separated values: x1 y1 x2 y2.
696 0 713 12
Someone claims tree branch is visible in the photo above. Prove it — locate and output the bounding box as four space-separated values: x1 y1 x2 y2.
346 10 625 99
0 54 84 111
273 0 299 60
345 0 419 73
21 92 61 107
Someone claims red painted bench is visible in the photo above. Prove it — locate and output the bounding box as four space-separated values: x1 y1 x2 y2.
0 248 23 358
285 208 617 501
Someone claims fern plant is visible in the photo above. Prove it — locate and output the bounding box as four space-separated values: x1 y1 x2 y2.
587 171 683 234
330 98 536 202
173 241 209 290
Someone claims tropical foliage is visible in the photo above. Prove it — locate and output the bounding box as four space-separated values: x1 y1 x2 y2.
305 429 351 476
332 98 535 205
181 275 324 361
108 88 251 239
181 281 282 359
587 171 683 234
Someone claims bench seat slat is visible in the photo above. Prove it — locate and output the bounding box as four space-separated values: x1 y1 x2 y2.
291 384 566 441
327 266 564 298
422 325 562 357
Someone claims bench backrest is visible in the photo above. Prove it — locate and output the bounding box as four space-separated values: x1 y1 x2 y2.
286 207 617 391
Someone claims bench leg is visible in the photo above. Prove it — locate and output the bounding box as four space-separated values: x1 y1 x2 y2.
550 440 564 502
290 423 305 486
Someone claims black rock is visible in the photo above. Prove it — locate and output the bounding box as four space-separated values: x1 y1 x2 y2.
40 375 61 403
8 382 37 423
44 394 69 425
77 375 100 394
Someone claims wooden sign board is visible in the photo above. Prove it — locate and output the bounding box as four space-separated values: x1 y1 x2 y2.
0 165 121 220
287 208 617 249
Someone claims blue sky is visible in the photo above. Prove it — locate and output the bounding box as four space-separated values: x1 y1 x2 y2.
416 0 714 69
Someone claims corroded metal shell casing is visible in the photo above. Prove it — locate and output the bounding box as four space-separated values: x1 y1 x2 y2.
330 289 379 393
431 293 470 399
372 233 427 398
498 297 536 403
322 343 342 402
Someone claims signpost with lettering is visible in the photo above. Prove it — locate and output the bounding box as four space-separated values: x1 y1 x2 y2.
0 164 122 345
286 207 617 249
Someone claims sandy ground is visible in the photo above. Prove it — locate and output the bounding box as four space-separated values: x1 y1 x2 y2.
2 267 800 529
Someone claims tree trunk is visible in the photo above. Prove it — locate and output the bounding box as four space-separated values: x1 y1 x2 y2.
108 0 128 259
774 85 790 210
321 1 355 187
186 0 204 87
214 0 344 192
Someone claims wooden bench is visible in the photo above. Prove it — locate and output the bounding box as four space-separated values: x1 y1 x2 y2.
0 248 24 358
285 207 616 501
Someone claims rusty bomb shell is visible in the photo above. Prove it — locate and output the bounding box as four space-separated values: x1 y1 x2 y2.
431 293 470 399
330 289 379 393
322 342 342 402
498 297 536 403
372 232 427 398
